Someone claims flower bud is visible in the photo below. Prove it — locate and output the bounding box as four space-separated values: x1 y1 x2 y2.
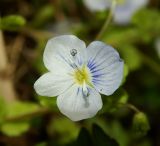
132 112 150 137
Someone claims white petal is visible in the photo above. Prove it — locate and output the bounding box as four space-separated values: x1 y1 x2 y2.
83 0 111 11
34 72 74 97
57 84 102 121
113 0 148 25
86 41 124 95
130 0 149 10
43 35 86 73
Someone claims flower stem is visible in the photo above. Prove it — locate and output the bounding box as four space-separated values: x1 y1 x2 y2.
123 103 140 113
96 0 117 40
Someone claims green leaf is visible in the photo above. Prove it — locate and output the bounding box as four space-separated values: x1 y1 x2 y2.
132 9 160 35
76 127 93 146
92 124 119 146
0 101 40 136
104 121 129 146
37 96 58 111
101 88 128 114
121 64 129 85
1 121 30 136
32 5 55 28
6 101 40 117
0 15 26 31
120 45 142 71
0 96 7 124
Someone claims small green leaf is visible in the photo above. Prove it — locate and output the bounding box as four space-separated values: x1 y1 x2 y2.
32 5 55 28
92 124 119 146
37 96 58 110
101 89 128 114
76 127 93 146
1 121 30 136
0 15 26 31
120 45 142 71
132 9 160 35
6 101 40 118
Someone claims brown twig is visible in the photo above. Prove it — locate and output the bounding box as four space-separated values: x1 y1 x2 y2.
9 35 25 74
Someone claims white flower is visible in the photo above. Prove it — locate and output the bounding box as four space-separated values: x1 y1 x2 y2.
83 0 149 25
34 35 124 121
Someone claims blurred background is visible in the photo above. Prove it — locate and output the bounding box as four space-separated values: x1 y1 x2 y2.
0 0 160 146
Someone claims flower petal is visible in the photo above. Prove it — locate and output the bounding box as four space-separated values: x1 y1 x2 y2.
130 0 148 10
114 0 148 25
83 0 111 11
57 84 102 121
43 35 86 73
86 41 124 95
114 6 135 25
34 72 74 97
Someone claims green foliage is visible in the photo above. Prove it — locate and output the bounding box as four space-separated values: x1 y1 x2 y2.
0 15 26 31
0 96 7 124
0 101 41 136
92 124 119 146
122 64 129 84
132 9 160 35
101 89 128 114
6 101 40 117
47 118 79 144
32 5 55 28
1 121 30 137
76 127 93 146
120 45 142 71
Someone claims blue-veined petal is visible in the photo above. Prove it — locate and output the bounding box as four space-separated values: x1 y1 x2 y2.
43 35 87 73
83 0 111 11
34 72 74 97
57 84 102 121
114 0 148 24
86 41 124 95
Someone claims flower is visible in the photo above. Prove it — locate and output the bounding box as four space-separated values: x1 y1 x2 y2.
83 0 149 25
34 35 124 121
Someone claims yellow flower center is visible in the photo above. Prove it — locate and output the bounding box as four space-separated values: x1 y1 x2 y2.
74 66 93 87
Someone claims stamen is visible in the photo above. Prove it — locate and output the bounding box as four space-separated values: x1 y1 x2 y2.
82 81 89 107
82 81 89 97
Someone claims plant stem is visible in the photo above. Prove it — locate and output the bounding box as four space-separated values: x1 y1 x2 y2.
123 103 140 113
96 0 117 40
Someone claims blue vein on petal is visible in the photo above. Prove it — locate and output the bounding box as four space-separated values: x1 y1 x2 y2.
87 45 105 69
